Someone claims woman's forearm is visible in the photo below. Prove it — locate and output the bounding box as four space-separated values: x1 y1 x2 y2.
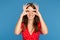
14 16 23 35
38 13 48 35
14 11 27 35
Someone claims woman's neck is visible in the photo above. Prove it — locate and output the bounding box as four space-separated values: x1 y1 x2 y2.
27 19 34 29
28 19 33 26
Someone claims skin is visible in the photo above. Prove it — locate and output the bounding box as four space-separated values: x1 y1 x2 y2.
14 6 48 35
26 7 36 35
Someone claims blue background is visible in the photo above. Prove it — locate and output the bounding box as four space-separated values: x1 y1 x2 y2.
0 0 60 40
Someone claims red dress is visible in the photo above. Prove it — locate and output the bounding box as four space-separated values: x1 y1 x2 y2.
21 22 42 40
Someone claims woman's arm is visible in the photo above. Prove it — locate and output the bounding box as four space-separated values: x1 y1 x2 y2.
14 14 23 35
37 11 48 35
14 11 27 35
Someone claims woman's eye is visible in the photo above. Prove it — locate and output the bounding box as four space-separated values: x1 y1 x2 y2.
33 11 36 12
26 10 29 12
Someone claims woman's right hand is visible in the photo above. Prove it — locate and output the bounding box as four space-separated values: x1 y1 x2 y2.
20 11 27 18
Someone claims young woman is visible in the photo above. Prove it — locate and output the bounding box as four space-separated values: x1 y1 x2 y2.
14 3 48 40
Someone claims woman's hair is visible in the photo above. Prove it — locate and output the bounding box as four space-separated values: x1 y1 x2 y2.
22 3 40 32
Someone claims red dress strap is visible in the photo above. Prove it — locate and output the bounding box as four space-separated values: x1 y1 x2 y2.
37 21 41 29
21 22 24 29
37 21 43 34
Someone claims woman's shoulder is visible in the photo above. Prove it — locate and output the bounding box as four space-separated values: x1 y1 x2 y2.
37 21 41 28
21 22 24 28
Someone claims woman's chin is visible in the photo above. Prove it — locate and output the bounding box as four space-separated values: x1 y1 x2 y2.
27 15 35 19
28 17 34 20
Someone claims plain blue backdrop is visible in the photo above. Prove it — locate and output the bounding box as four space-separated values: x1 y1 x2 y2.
0 0 60 40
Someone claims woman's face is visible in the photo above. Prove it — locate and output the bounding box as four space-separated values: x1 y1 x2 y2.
25 6 37 20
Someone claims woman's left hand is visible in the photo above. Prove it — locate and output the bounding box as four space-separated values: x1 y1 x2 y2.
34 11 41 18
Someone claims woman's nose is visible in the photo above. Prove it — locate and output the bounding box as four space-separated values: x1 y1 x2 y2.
29 13 33 16
29 12 33 14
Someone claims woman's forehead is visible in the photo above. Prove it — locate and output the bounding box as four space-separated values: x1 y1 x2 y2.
26 7 36 11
